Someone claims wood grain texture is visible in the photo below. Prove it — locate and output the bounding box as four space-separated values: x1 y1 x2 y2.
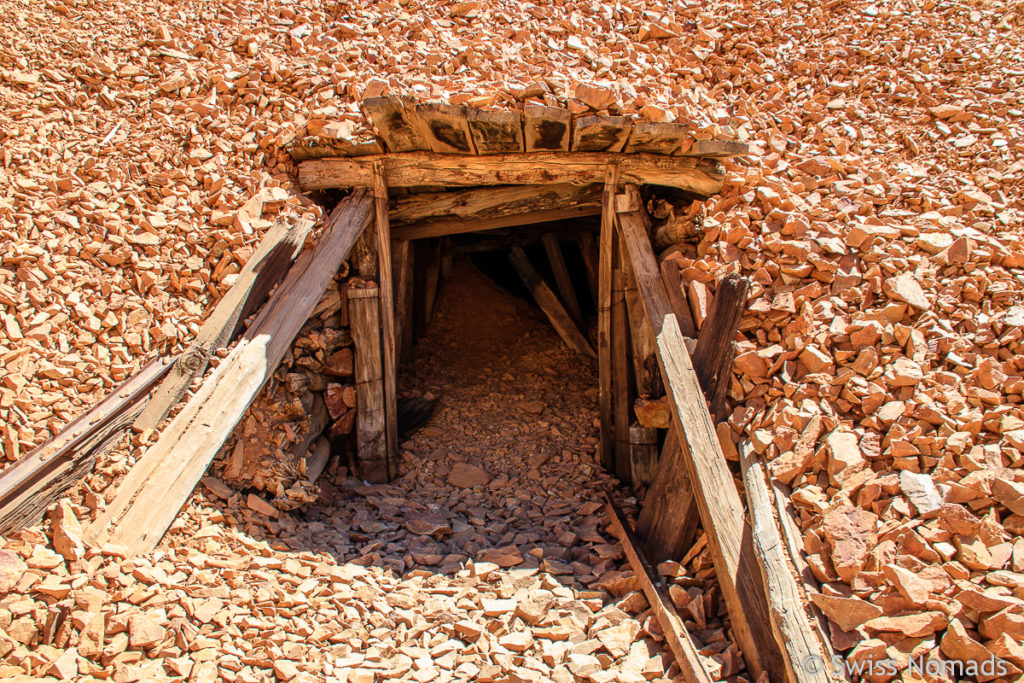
628 424 658 488
622 251 663 398
576 231 599 305
625 121 693 155
373 162 399 480
88 192 374 553
361 96 429 152
637 427 699 562
523 105 572 151
134 216 312 431
468 109 524 153
616 185 784 681
509 246 595 359
0 356 175 534
740 443 835 683
598 164 620 472
571 115 633 153
349 286 387 483
389 184 602 225
612 267 631 482
691 274 748 400
298 153 724 196
605 499 715 683
392 239 414 363
392 206 602 241
413 103 477 154
659 258 697 338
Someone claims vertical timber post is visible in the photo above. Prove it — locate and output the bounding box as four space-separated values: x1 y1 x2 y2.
372 161 399 480
612 266 631 482
347 286 387 483
598 163 619 472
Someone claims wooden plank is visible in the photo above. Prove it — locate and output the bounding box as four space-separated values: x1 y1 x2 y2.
659 258 697 338
629 424 658 489
393 205 601 241
0 356 175 535
598 164 619 472
413 102 477 154
468 109 524 153
372 161 398 480
637 427 700 562
571 115 633 153
87 192 375 553
348 286 388 482
134 217 312 431
392 239 414 363
418 239 442 334
286 137 385 161
678 139 750 158
615 185 783 680
612 267 631 481
389 184 602 225
542 233 583 325
605 498 715 683
740 443 835 683
691 274 749 400
710 342 736 422
622 252 663 398
508 246 595 359
299 152 724 196
523 105 572 151
361 96 429 152
576 230 599 305
625 121 693 156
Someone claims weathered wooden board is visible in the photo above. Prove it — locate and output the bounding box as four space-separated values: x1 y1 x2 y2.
361 96 429 152
286 137 385 161
637 427 699 562
392 239 414 363
616 185 784 681
629 424 658 488
571 115 633 152
625 122 693 156
576 230 599 305
299 152 725 196
678 140 750 158
349 286 388 482
392 206 602 241
542 233 583 325
0 356 175 535
605 499 715 683
598 164 619 471
740 443 835 683
523 105 572 151
389 184 602 225
659 258 698 338
612 267 631 482
413 103 477 154
373 162 399 479
509 247 595 359
135 216 312 431
87 192 375 554
691 274 749 400
468 109 524 153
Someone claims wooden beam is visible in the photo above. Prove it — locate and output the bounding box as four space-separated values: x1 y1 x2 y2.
389 184 602 225
576 231 599 305
412 102 477 155
523 105 572 152
542 233 583 325
298 152 725 196
0 356 175 535
678 140 750 158
571 115 633 153
659 258 697 338
625 122 693 156
615 186 784 681
373 162 399 479
134 217 312 431
468 109 524 154
629 424 658 489
361 96 429 152
392 239 414 363
508 247 595 359
86 192 375 554
598 164 619 472
612 267 631 481
418 239 442 334
691 274 749 401
637 427 700 562
622 252 663 398
348 285 388 482
392 205 601 241
605 498 715 683
740 443 835 683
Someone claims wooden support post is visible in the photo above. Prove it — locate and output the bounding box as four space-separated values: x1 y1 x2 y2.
421 239 442 331
348 285 388 483
612 267 631 482
622 252 664 398
740 443 835 683
598 164 619 472
628 424 658 489
691 274 749 401
615 185 784 681
659 258 697 338
373 161 398 480
576 231 599 306
637 428 700 561
509 247 595 358
392 239 414 363
605 498 715 683
542 233 583 325
389 183 601 225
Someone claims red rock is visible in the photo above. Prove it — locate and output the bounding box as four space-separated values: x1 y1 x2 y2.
0 549 27 595
448 463 490 488
52 499 85 562
941 619 1011 682
821 505 879 582
863 611 948 637
323 348 354 376
883 274 930 310
810 593 882 631
883 564 932 606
